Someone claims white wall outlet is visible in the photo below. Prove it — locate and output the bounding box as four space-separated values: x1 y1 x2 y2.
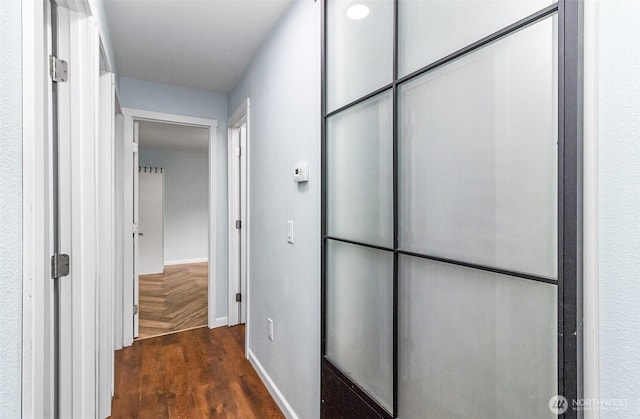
267 317 274 341
287 220 294 244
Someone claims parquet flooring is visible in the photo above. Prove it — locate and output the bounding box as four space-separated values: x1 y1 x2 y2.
111 325 284 418
139 262 208 339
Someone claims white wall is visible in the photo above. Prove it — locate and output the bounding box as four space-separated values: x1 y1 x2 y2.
120 76 227 121
597 0 640 416
139 147 209 264
0 0 23 416
229 2 321 418
119 76 228 318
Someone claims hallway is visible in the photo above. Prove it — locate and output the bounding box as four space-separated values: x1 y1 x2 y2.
111 325 283 418
6 0 640 417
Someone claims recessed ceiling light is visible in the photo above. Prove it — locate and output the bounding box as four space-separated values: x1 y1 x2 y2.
347 4 370 20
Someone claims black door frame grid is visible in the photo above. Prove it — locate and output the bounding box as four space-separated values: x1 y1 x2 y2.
320 0 583 417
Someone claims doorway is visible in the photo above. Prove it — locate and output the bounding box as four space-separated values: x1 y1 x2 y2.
122 109 219 344
136 120 210 339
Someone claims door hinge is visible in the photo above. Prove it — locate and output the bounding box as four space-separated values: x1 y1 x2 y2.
235 293 242 303
49 55 68 83
51 253 70 279
235 220 241 229
134 304 138 315
235 147 241 157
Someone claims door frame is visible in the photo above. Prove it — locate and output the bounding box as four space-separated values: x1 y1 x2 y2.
122 108 219 345
227 98 251 355
227 99 250 327
23 0 119 415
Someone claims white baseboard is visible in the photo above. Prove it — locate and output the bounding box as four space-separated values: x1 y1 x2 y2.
210 316 227 329
164 257 208 266
248 349 299 419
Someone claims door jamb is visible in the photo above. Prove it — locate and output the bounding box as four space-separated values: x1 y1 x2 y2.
228 98 251 357
121 108 219 346
23 0 120 415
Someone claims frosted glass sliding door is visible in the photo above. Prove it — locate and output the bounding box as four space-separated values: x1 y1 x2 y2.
399 17 558 278
322 0 580 416
398 0 554 76
326 240 393 412
327 92 393 247
398 255 557 418
326 0 393 111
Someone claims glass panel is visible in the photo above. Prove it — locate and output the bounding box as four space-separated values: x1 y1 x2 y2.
399 17 558 278
326 240 393 412
398 0 553 76
327 92 393 247
327 0 393 112
399 255 557 418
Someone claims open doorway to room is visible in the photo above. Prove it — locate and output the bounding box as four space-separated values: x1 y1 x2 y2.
136 120 210 339
121 108 219 343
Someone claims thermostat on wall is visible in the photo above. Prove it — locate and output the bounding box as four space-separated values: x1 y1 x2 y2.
294 162 309 183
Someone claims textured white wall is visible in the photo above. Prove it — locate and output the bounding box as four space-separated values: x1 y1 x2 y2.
139 148 209 263
0 0 23 416
120 77 229 318
229 2 321 417
598 0 640 416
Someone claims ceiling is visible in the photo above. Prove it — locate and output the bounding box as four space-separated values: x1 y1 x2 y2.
103 0 294 93
138 121 209 153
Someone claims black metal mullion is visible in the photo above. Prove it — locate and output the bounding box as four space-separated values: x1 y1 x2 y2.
557 0 566 407
325 83 394 118
320 0 327 358
392 0 400 416
324 236 394 253
397 249 558 285
559 0 583 415
326 235 558 286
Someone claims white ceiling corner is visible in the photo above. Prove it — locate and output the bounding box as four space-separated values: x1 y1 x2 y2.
103 0 294 93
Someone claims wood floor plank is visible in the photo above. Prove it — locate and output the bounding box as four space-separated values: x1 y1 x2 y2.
139 262 208 339
111 325 283 419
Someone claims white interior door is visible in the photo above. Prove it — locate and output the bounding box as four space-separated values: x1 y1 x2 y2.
97 70 115 419
113 109 124 351
239 123 247 324
133 121 140 337
228 120 247 326
138 170 164 274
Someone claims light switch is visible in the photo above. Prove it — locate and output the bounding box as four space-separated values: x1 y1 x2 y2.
287 220 294 244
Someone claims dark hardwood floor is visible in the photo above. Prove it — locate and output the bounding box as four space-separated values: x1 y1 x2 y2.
139 262 208 339
111 325 283 418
